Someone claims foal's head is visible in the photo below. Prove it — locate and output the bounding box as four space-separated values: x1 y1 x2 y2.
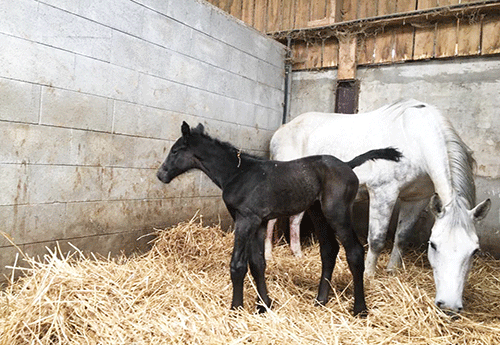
428 194 491 313
157 122 205 184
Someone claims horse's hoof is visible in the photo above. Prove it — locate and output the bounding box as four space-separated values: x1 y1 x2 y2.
364 270 376 278
385 267 399 275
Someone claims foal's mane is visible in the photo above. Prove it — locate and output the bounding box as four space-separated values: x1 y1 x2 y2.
192 127 266 162
386 100 476 207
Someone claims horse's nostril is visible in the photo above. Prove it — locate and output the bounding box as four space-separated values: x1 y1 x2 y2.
457 306 463 313
436 301 444 309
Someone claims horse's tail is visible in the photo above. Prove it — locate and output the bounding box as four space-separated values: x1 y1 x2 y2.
347 148 403 169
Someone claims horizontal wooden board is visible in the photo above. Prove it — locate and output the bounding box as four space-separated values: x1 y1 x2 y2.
374 30 394 63
457 19 481 56
435 20 458 58
305 40 323 69
414 24 436 59
323 38 339 67
482 14 500 55
394 24 414 61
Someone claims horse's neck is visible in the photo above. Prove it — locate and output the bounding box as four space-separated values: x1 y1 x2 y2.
195 142 242 189
426 116 475 209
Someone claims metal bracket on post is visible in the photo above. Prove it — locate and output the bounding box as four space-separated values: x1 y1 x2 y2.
335 79 359 114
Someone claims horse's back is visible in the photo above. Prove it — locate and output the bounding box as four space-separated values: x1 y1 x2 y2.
270 100 447 196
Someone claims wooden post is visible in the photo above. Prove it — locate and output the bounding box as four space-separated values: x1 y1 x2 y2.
337 34 357 80
336 34 358 114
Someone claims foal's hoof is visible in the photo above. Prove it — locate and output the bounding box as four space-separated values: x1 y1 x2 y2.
353 307 368 318
256 298 273 314
314 297 328 307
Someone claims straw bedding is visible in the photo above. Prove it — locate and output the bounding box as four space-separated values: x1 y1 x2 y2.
1 216 499 344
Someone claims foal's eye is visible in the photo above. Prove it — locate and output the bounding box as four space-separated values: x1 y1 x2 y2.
429 241 437 251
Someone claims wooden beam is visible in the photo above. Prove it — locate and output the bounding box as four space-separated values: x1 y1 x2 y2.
270 1 500 40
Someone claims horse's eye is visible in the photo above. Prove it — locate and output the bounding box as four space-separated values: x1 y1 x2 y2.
429 241 437 251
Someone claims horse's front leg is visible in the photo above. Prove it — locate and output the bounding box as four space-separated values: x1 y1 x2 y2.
230 216 259 311
386 199 429 272
249 222 272 313
365 187 398 276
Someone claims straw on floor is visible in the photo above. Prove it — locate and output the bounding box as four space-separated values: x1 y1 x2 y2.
1 215 499 344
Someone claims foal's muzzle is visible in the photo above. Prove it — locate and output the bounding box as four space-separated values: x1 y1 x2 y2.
157 169 171 183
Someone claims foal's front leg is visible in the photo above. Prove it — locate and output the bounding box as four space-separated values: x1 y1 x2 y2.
249 222 272 313
230 216 260 311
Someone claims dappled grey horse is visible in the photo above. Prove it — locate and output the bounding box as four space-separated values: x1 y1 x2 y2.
266 99 491 313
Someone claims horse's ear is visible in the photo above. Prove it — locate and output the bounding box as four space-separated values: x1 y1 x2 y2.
429 194 444 218
470 198 491 222
194 123 204 133
181 121 191 137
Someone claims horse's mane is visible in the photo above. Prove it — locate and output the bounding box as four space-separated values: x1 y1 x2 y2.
385 100 476 207
439 115 476 207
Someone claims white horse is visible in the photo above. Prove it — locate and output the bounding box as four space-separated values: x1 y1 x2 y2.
265 99 491 312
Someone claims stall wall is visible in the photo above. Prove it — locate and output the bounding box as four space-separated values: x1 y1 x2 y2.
0 0 285 278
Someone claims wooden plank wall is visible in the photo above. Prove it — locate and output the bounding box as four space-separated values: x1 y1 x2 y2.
207 0 500 70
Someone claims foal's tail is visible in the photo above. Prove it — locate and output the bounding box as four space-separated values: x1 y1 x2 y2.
347 147 403 169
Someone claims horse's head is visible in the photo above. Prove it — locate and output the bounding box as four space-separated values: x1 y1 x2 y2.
428 194 491 313
157 122 205 184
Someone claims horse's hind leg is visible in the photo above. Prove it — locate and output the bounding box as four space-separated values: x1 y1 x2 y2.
264 219 277 261
387 199 428 272
289 212 305 258
322 200 367 316
306 203 340 306
249 222 272 313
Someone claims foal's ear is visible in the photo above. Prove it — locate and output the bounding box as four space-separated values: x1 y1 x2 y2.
470 198 491 222
194 123 205 133
429 194 444 218
181 121 191 137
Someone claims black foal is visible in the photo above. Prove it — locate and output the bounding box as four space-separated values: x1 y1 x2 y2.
157 122 402 316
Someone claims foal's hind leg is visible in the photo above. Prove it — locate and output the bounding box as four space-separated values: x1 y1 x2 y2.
307 204 340 306
249 222 272 313
321 200 367 316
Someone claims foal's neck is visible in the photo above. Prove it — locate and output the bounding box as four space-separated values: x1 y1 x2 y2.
195 140 246 189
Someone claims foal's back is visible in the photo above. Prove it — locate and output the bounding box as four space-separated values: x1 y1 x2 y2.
223 155 358 220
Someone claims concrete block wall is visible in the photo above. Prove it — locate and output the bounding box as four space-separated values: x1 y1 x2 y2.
0 0 285 279
288 56 500 256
